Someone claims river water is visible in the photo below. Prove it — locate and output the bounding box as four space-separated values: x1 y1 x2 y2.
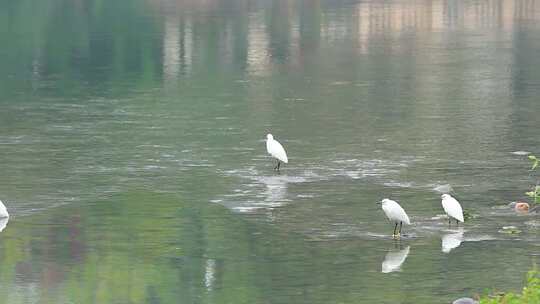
0 0 539 303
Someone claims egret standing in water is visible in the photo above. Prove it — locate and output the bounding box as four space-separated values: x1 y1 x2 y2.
266 134 288 172
441 194 464 225
378 199 411 238
0 200 9 218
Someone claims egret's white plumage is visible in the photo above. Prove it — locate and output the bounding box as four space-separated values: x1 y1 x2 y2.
441 194 464 223
0 217 8 233
0 200 8 218
381 199 410 225
266 134 288 170
380 198 410 237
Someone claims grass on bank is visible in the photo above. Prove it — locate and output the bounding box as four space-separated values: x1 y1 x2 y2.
480 268 540 304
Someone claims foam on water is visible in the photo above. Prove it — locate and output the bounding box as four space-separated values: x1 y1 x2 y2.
212 155 537 245
432 184 454 193
383 182 413 188
215 169 307 212
511 151 531 156
215 156 426 214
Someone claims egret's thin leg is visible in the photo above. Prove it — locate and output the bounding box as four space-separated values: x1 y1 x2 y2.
456 219 459 226
398 221 403 235
393 222 398 236
274 160 279 170
277 161 281 171
448 218 451 227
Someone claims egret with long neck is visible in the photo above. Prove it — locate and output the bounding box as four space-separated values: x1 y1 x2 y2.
266 134 288 172
441 194 464 226
379 198 411 238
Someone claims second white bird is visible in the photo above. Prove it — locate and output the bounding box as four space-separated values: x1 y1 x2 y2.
441 194 464 225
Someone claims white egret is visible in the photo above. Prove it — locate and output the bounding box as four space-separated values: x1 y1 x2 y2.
379 198 411 237
266 134 288 171
381 246 410 273
441 194 464 225
0 200 8 218
0 217 8 233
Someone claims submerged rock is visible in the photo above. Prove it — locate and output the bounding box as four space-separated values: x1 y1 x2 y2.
452 297 478 304
498 226 522 234
463 209 478 221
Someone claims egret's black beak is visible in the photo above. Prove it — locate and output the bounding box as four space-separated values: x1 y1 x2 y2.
376 201 382 205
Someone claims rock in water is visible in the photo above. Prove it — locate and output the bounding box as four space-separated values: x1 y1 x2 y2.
498 226 522 234
452 298 478 304
515 202 530 212
509 201 531 213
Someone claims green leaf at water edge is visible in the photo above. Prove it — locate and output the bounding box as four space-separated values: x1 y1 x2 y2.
528 155 539 170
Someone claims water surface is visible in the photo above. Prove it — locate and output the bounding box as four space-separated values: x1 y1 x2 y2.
1 0 540 303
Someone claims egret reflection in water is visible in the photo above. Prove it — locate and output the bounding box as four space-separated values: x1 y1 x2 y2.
204 259 216 291
442 229 465 253
214 169 297 214
260 175 289 206
381 246 410 273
